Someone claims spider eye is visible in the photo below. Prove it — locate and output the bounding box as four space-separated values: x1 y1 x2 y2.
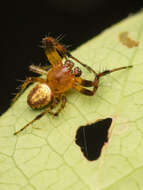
64 60 74 68
74 67 82 77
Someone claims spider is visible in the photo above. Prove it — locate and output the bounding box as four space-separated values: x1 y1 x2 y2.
12 36 132 135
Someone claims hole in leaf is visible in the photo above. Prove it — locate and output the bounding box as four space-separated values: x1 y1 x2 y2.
75 118 112 161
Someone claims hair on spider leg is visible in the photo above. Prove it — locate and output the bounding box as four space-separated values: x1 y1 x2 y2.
11 93 17 96
55 34 72 52
56 34 66 42
16 79 26 83
36 62 41 67
65 44 73 49
96 67 131 93
47 32 51 36
15 79 26 91
16 85 22 90
38 35 50 48
95 81 117 97
97 64 132 78
42 32 51 40
47 32 51 37
98 62 118 74
15 77 31 91
97 80 112 89
31 61 49 69
97 64 108 75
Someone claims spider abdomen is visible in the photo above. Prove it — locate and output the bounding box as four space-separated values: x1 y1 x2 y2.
27 83 52 109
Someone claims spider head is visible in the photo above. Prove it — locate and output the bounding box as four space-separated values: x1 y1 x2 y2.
27 83 53 109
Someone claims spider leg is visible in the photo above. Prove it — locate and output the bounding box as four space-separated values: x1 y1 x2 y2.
75 77 96 87
51 37 96 74
41 65 52 70
50 41 97 74
14 98 59 135
11 77 45 105
49 95 67 116
74 77 99 96
29 64 50 75
97 65 132 78
74 65 132 96
74 85 98 96
68 54 97 75
44 46 63 66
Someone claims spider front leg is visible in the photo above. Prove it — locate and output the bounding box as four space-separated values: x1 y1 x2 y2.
11 77 45 105
69 54 97 75
97 65 132 78
43 37 97 75
14 97 60 135
43 43 63 66
74 65 132 96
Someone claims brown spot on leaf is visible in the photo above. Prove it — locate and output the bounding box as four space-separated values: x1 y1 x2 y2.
119 32 139 48
75 118 112 161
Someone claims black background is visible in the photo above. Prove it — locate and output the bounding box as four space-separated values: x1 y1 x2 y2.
1 0 143 114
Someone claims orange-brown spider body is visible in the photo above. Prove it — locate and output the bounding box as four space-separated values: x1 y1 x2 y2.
46 63 75 93
28 62 76 109
12 36 132 135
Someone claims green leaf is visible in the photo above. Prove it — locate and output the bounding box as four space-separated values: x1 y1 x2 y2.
0 12 143 190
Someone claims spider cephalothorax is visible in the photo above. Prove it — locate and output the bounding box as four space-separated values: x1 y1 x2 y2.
12 36 132 135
